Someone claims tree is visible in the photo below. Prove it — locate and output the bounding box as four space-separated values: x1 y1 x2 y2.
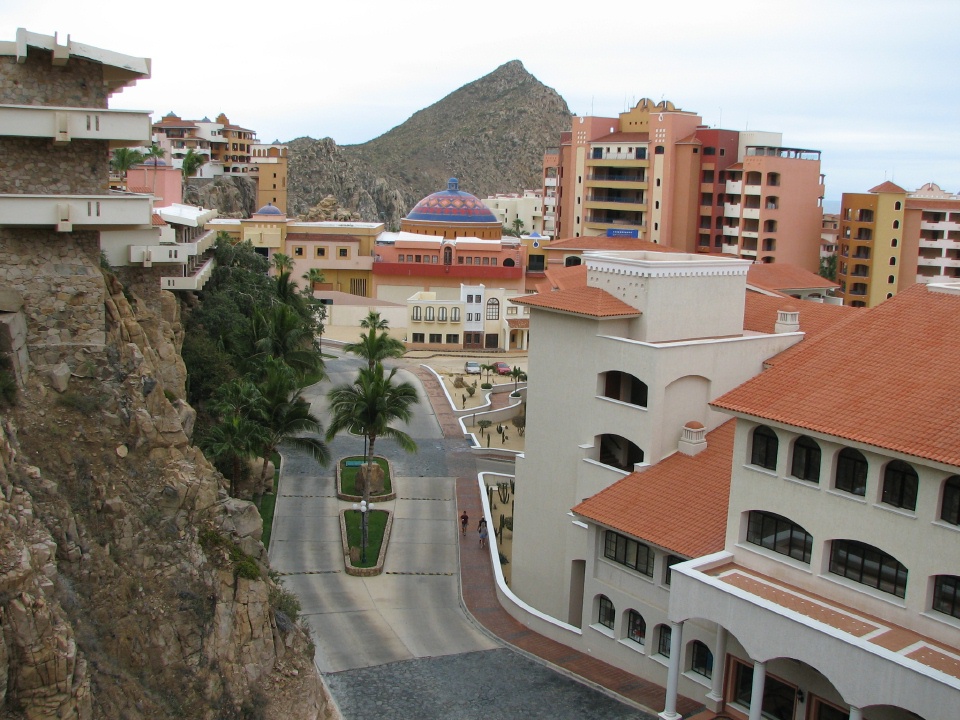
511 218 525 237
480 363 495 384
271 252 294 275
111 147 144 178
143 143 165 194
181 148 206 182
301 268 328 351
201 411 266 497
302 267 325 293
819 254 837 282
250 302 322 379
509 366 527 393
344 312 406 371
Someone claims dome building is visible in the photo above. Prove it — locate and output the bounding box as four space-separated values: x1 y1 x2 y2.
401 178 502 239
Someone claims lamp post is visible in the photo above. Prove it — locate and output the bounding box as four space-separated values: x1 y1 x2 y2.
353 499 375 563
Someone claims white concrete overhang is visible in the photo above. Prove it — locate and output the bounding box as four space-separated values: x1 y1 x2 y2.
0 105 152 145
0 194 153 230
162 257 215 291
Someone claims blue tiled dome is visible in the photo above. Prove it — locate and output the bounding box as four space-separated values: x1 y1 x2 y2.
256 203 283 215
406 178 497 223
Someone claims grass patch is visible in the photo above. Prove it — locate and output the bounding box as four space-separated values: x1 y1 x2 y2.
344 509 388 568
257 452 282 549
340 456 391 496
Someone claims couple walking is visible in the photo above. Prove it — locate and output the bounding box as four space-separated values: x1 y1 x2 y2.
459 510 489 548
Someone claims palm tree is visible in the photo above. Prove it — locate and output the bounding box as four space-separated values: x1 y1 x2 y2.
250 303 322 379
302 267 325 293
111 147 144 179
510 366 527 393
301 268 327 351
271 252 294 275
252 358 328 499
181 148 206 182
201 412 266 497
344 313 406 371
326 363 418 559
143 143 165 194
480 363 495 384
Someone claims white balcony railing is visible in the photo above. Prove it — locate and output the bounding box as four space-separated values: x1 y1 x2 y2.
724 203 742 218
725 180 742 194
162 257 216 291
744 184 762 195
742 207 760 220
0 194 153 231
0 105 151 144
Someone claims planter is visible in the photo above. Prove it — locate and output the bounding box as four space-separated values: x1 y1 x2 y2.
340 508 393 577
336 456 397 502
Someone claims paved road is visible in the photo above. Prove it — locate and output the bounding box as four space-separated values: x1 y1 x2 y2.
270 350 648 718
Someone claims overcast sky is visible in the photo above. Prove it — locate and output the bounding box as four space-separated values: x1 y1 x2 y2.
3 0 958 203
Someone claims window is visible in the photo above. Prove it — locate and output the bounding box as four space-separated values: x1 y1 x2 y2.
829 539 907 597
445 333 459 344
411 333 424 343
766 172 780 186
895 201 902 210
466 257 473 265
657 625 672 657
451 308 461 322
882 460 918 510
604 530 654 577
397 255 405 263
338 247 348 258
690 641 713 678
507 306 517 315
293 246 304 257
655 146 664 155
425 307 435 321
664 555 684 586
941 476 960 525
790 436 821 483
315 247 326 257
411 306 421 321
747 511 813 563
429 333 441 343
703 146 716 156
406 255 414 262
933 575 960 619
415 254 422 263
626 610 646 645
486 298 500 320
750 426 778 470
482 257 489 265
836 448 867 495
458 257 464 264
490 258 497 266
597 595 615 630
438 307 447 322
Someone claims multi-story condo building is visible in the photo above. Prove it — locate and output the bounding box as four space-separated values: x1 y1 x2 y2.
836 181 960 307
482 190 544 236
543 99 825 272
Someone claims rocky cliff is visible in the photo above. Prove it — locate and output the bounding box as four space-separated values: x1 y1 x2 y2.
0 235 331 719
287 60 571 226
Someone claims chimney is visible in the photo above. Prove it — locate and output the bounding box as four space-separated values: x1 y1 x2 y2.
775 305 800 334
678 421 707 456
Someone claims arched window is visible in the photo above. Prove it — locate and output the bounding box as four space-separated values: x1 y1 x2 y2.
657 625 672 657
882 460 919 511
891 238 899 247
941 476 960 525
766 172 780 186
443 246 452 265
451 307 461 322
750 426 778 470
626 610 646 645
791 436 821 482
597 595 615 630
889 257 897 266
565 256 582 267
425 306 435 321
895 201 902 210
438 307 447 322
503 258 515 267
830 539 907 597
600 370 648 407
411 306 422 321
690 640 713 678
893 220 900 229
763 219 778 233
747 510 813 563
486 298 500 320
762 237 776 252
835 448 867 496
933 575 960 619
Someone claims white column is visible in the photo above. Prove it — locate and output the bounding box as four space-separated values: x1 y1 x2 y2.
659 621 684 720
706 626 727 705
748 661 767 720
848 707 862 720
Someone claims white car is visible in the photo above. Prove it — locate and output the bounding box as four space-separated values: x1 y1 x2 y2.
464 361 481 374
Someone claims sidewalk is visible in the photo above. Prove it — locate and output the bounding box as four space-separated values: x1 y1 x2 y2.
411 366 702 718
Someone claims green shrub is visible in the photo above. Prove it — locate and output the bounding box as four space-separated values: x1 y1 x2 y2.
269 584 301 624
480 382 492 390
235 557 261 580
57 391 102 414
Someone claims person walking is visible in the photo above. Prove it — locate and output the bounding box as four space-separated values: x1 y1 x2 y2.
460 510 469 536
479 520 488 549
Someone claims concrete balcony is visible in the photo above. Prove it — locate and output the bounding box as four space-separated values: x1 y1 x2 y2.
722 226 740 237
741 230 759 239
721 243 740 255
0 105 151 145
919 256 960 268
918 238 955 249
723 203 741 218
544 177 557 187
742 207 760 220
744 183 762 195
920 220 957 231
725 180 742 194
0 194 153 231
162 256 216 291
128 228 218 266
584 198 647 213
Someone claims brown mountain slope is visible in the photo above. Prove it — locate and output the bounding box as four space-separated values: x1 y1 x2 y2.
287 60 571 226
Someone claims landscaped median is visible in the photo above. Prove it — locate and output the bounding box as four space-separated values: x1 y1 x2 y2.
336 455 397 502
336 455 396 575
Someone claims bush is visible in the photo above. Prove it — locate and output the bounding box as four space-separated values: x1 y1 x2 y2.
269 584 301 625
481 382 492 390
57 391 102 414
466 385 476 397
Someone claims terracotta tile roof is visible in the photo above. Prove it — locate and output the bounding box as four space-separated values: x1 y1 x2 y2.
514 286 640 318
507 319 529 329
869 181 907 194
714 284 960 466
545 237 676 253
151 213 167 227
906 198 960 211
127 186 152 194
747 263 838 292
573 421 735 557
726 162 744 171
743 293 858 345
539 264 588 292
592 132 650 143
676 133 702 145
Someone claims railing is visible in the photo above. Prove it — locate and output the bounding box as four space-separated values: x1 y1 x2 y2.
587 172 646 183
0 105 151 144
0 194 153 230
588 195 644 204
162 256 216 291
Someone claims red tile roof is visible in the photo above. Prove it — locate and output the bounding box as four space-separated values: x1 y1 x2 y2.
714 284 960 466
151 213 167 227
545 237 676 253
743 293 858 346
538 264 588 292
906 198 960 211
127 186 152 194
869 181 907 194
507 319 529 329
592 132 650 143
573 421 735 557
514 286 640 318
747 263 839 292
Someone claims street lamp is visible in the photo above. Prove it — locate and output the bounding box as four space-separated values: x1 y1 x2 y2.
352 499 375 563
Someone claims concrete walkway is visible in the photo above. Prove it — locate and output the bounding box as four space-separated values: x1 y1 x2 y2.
410 366 702 718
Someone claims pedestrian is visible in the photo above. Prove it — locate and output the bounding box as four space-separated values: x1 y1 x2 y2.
460 510 469 536
479 522 488 549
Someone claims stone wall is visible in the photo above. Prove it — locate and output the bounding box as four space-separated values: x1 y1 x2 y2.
0 51 108 107
0 138 109 195
0 229 107 370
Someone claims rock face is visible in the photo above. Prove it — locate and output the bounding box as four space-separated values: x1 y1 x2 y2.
183 177 258 218
0 239 329 719
287 60 572 226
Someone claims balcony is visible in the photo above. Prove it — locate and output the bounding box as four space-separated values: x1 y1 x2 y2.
585 195 646 213
722 226 740 237
742 207 760 220
0 194 153 231
0 105 151 145
723 203 741 218
721 243 740 255
744 184 762 195
725 180 742 194
128 228 219 265
544 178 557 187
921 220 958 231
162 256 216 291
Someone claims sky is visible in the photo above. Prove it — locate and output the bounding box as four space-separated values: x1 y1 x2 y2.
3 0 958 204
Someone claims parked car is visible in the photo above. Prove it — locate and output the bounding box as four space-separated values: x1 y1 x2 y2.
494 361 512 375
464 361 481 375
